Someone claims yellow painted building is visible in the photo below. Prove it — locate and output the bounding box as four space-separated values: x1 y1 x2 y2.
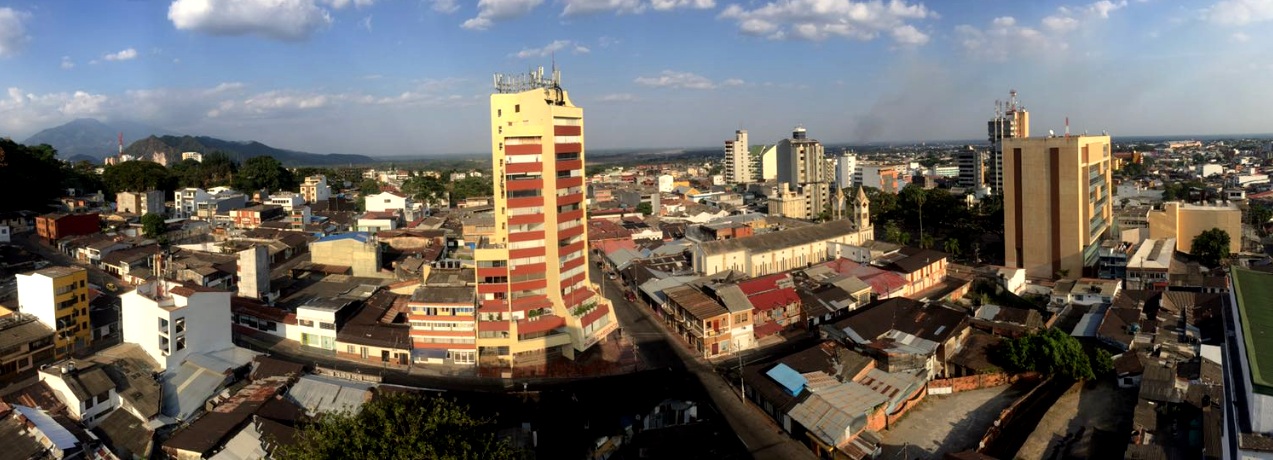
16 266 91 358
1004 135 1113 279
1147 201 1242 254
475 67 619 368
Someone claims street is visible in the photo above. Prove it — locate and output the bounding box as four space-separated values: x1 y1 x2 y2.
591 263 818 460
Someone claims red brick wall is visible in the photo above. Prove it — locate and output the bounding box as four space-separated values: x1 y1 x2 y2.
928 372 1040 394
885 384 927 428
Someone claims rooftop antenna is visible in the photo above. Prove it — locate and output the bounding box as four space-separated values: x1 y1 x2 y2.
1008 89 1019 112
1065 116 1070 139
118 132 124 155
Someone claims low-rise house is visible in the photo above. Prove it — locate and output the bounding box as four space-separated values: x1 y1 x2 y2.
335 290 411 366
357 210 400 233
823 298 970 379
4 403 113 459
39 360 119 427
665 285 735 358
0 311 56 385
1096 307 1144 352
971 304 1045 338
409 280 477 365
736 274 802 339
1052 278 1122 306
875 247 948 295
36 212 100 241
232 205 285 229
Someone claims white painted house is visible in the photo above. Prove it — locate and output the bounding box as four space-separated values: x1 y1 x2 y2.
364 191 414 219
38 361 120 427
120 281 234 371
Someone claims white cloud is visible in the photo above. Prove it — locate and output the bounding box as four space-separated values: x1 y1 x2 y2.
0 8 30 58
168 0 335 41
722 78 745 86
430 0 460 13
649 0 714 11
1208 0 1273 25
462 0 544 30
0 88 112 135
511 40 591 58
560 0 713 15
61 56 75 70
1232 31 1251 41
718 0 934 44
955 1 1127 61
323 0 376 8
104 48 139 61
634 70 734 90
597 93 637 102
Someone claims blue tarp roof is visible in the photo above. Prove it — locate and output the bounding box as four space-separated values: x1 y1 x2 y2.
315 232 370 244
765 363 808 396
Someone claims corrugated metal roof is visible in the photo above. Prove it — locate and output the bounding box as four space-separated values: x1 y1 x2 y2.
14 405 79 450
787 381 885 448
163 362 228 421
314 232 371 244
765 363 807 396
209 421 266 460
285 375 371 416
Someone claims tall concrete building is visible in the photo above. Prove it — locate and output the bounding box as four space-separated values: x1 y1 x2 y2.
1004 134 1113 279
476 66 618 368
753 144 778 181
835 152 857 190
16 266 91 359
988 90 1030 194
724 130 752 184
775 127 832 218
957 146 985 189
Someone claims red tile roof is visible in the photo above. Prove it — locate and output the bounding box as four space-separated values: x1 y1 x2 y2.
755 321 783 338
593 238 637 255
748 287 801 312
737 273 790 295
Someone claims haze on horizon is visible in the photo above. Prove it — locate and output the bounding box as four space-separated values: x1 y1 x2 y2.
1 0 1271 157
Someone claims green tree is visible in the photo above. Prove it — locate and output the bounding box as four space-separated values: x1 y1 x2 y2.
103 160 172 194
636 202 653 215
359 179 382 196
233 156 295 194
944 238 961 256
1249 204 1273 238
0 140 67 212
1091 348 1114 376
451 175 494 202
1191 228 1231 267
275 393 521 460
998 328 1096 380
919 233 935 249
141 213 167 238
402 175 446 204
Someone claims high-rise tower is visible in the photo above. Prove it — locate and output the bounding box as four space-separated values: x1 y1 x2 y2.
475 66 619 367
775 127 832 218
987 90 1029 194
724 130 751 184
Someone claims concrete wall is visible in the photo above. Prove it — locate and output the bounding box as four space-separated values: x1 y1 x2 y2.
311 239 383 278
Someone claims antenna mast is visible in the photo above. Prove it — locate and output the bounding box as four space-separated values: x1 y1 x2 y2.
118 132 124 155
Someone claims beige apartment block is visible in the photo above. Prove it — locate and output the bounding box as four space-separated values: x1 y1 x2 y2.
310 233 384 278
1148 201 1242 254
1004 135 1113 279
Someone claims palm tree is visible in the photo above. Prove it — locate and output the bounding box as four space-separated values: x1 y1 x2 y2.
920 233 935 249
899 232 912 246
944 238 961 256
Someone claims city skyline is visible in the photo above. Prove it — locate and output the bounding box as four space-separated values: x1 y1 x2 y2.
1 0 1271 156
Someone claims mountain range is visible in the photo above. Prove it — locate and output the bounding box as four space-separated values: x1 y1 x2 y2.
22 118 376 166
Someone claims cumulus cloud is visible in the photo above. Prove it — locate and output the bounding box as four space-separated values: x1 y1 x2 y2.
511 40 591 58
722 78 745 86
0 7 30 58
168 0 335 41
597 93 637 102
0 88 113 135
560 0 713 15
61 56 75 70
634 70 740 90
1232 31 1251 42
955 1 1127 61
430 0 460 13
104 48 139 61
1208 0 1273 25
462 0 544 30
718 0 934 44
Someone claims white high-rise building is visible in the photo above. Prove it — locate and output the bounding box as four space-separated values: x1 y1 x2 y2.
835 153 857 190
724 130 752 184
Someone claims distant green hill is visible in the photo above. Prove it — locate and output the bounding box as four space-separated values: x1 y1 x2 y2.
22 118 174 160
123 135 376 166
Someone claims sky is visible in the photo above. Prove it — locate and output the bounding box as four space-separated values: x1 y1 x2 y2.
0 0 1271 157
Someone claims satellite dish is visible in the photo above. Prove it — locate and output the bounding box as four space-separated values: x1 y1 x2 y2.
1049 129 1055 137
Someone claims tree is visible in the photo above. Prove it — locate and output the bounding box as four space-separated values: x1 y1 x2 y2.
359 179 381 196
104 160 172 195
141 213 167 238
0 140 67 212
233 156 295 194
402 175 446 204
636 202 653 215
451 175 494 202
275 393 521 460
997 328 1096 380
1090 348 1114 377
944 238 961 256
919 233 935 249
1249 204 1273 238
1192 228 1231 268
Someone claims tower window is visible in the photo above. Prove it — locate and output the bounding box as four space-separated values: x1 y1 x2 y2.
515 104 520 113
498 109 502 117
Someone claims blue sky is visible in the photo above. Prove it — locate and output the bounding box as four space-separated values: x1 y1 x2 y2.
1 0 1271 156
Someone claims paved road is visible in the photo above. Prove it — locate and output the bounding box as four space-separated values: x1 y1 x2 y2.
591 264 818 460
14 232 124 290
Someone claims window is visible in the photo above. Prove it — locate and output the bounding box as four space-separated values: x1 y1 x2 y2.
497 109 502 117
174 318 186 334
514 104 520 113
176 337 186 351
158 318 168 332
319 322 336 330
298 319 314 327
